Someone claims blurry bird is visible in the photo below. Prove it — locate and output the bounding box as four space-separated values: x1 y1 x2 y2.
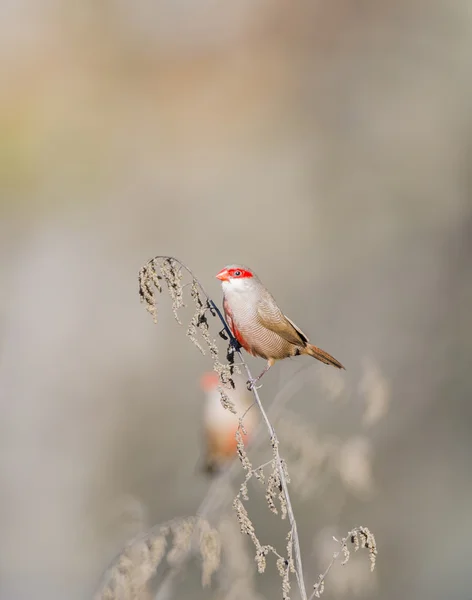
200 371 257 474
216 264 345 389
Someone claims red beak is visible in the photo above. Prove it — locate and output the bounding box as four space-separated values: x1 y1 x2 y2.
216 268 230 282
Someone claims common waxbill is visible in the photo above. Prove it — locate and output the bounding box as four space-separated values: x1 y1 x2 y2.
216 264 345 389
200 372 257 474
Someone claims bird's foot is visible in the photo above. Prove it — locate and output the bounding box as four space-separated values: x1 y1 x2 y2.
246 378 262 391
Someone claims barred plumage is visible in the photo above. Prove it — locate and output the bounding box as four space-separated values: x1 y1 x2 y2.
216 264 344 388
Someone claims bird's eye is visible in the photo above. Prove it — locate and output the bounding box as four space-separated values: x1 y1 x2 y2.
234 270 241 277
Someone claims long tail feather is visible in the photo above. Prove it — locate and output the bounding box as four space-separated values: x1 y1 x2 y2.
305 344 345 369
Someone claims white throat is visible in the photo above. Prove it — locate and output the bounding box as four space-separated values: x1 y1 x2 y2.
222 278 251 294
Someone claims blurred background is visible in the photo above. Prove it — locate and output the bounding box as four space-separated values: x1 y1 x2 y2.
1 1 471 599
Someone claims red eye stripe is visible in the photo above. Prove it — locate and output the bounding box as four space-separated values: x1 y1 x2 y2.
228 268 253 279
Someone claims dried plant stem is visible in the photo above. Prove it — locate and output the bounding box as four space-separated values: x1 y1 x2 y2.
307 547 340 600
308 527 377 600
240 364 307 600
141 257 308 600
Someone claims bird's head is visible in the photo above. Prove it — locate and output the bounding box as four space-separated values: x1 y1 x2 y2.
215 265 256 292
200 371 220 392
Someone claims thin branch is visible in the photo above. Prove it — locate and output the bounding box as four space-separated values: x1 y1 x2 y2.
307 545 341 600
239 363 306 599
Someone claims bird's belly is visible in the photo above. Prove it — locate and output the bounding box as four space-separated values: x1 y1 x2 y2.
225 294 293 360
236 320 293 360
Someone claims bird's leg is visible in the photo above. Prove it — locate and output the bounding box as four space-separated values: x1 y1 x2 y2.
246 361 273 391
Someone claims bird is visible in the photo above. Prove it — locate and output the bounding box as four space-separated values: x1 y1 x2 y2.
199 371 257 474
216 264 345 389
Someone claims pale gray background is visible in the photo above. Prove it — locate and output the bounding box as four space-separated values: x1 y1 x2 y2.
0 1 471 598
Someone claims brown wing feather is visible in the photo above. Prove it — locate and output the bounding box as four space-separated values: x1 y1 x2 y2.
283 315 309 344
256 300 309 347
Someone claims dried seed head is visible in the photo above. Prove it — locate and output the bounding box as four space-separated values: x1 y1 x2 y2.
138 261 162 323
239 480 249 501
313 576 325 597
341 540 350 566
235 428 252 471
95 517 219 600
254 466 265 484
186 281 219 356
199 523 221 587
255 547 267 574
265 468 280 515
355 526 377 571
160 258 184 323
167 519 195 566
217 386 237 414
286 531 295 574
278 486 288 521
233 498 256 539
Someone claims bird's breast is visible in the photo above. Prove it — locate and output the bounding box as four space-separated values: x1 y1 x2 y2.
223 292 293 360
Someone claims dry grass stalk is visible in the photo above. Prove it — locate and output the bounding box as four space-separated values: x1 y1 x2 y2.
95 516 220 600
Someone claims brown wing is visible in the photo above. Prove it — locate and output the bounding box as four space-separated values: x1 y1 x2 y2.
256 299 309 347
